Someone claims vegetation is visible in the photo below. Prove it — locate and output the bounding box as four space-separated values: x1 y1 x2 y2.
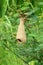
0 0 43 65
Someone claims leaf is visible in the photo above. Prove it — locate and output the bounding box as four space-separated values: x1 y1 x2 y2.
38 2 43 5
20 7 29 11
0 0 8 18
35 44 43 51
24 8 39 16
